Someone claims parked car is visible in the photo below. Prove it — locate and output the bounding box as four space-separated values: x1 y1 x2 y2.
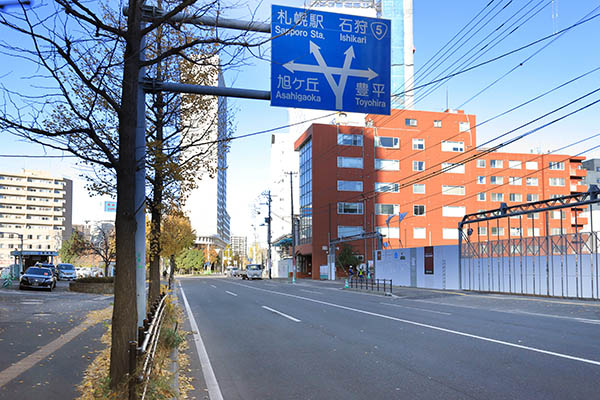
19 266 56 291
226 266 239 277
241 264 263 280
57 263 76 280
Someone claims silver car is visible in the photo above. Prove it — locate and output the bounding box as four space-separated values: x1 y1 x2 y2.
57 263 77 280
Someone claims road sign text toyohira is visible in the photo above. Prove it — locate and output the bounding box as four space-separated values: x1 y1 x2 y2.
271 5 391 115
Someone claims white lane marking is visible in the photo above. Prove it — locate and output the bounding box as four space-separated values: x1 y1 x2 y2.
178 282 224 400
230 282 600 367
380 302 452 316
300 289 322 295
263 283 277 287
261 306 301 323
225 291 237 297
210 285 217 289
412 299 600 325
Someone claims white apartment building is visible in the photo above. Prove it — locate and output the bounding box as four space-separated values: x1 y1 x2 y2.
0 169 73 268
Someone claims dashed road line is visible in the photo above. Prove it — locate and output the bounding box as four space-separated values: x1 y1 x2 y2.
261 306 301 322
210 284 217 289
300 289 322 295
225 291 238 297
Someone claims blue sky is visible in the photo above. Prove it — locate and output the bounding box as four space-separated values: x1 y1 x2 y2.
1 1 599 238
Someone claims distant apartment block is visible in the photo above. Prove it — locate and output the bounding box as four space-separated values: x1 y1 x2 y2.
230 235 248 260
0 170 73 267
294 109 587 279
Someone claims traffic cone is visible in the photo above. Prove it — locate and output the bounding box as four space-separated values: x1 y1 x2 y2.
344 279 349 289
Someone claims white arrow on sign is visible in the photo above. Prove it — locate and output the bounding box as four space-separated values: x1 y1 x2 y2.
282 41 379 110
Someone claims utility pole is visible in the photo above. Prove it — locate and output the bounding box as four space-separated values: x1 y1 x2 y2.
267 191 272 279
286 172 297 283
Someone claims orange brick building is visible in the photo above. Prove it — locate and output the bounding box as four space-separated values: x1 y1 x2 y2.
293 109 586 279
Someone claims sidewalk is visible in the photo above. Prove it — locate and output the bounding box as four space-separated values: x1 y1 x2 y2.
0 284 112 400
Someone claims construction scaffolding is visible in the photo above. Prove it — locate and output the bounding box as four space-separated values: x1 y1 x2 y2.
458 186 600 299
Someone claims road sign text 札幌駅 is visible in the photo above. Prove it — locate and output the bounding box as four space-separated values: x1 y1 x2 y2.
271 5 391 115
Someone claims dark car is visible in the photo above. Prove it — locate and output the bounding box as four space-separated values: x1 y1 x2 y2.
19 267 56 291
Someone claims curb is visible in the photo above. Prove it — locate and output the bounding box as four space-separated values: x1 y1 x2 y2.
169 285 180 400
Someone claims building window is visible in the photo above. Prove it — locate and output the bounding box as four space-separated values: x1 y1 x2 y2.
509 193 523 202
509 176 522 185
551 210 565 219
337 156 363 169
551 228 564 235
299 139 313 244
412 138 424 150
509 227 522 236
478 227 487 236
549 161 564 170
527 228 541 236
527 213 540 220
549 177 565 186
413 227 426 239
477 160 486 168
413 184 425 194
490 192 504 201
526 161 538 170
490 160 503 168
337 133 363 146
441 141 464 152
477 176 486 184
433 120 442 128
477 192 486 200
338 226 364 238
337 202 363 215
443 228 459 239
442 206 465 217
442 185 465 195
491 227 505 236
375 136 399 149
405 118 417 127
375 159 399 171
442 162 465 173
526 177 538 186
508 160 522 169
413 205 425 216
413 161 425 171
527 193 539 202
377 226 399 239
375 182 399 193
490 176 503 185
375 203 400 215
459 122 470 132
337 180 363 192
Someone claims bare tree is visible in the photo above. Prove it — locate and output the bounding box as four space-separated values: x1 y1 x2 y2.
89 224 116 277
0 0 263 388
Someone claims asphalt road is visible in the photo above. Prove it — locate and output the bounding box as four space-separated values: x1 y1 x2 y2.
0 281 112 400
178 277 600 400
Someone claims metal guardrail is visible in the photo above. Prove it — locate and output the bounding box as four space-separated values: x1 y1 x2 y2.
129 293 168 400
349 277 393 294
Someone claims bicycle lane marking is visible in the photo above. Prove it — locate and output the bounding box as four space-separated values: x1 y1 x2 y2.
0 305 112 388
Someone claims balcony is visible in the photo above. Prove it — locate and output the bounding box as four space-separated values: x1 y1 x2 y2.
570 168 586 177
570 183 588 193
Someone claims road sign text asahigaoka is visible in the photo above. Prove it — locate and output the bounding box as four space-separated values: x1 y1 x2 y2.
271 5 391 115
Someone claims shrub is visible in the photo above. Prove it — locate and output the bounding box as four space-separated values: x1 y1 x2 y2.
76 276 114 284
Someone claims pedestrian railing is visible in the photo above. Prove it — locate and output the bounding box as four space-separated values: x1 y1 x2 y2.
128 292 168 400
349 277 393 294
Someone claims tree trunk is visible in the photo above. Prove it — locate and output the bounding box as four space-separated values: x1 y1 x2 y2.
168 254 175 289
110 0 142 389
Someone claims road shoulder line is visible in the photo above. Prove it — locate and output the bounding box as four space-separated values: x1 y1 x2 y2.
179 282 224 400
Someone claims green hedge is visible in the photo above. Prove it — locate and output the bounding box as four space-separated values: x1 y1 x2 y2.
76 276 114 284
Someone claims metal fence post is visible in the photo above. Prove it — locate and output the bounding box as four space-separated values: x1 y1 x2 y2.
128 341 138 400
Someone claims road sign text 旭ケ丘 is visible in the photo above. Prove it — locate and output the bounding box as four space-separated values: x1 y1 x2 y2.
271 5 391 115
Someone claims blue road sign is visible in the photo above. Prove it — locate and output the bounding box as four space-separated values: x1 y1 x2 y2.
271 5 391 115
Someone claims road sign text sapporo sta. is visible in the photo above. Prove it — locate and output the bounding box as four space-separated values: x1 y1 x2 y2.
271 5 391 115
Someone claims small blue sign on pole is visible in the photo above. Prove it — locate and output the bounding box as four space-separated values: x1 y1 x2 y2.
104 201 117 212
271 5 391 115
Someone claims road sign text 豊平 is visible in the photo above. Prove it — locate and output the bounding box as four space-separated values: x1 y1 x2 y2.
271 5 391 115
